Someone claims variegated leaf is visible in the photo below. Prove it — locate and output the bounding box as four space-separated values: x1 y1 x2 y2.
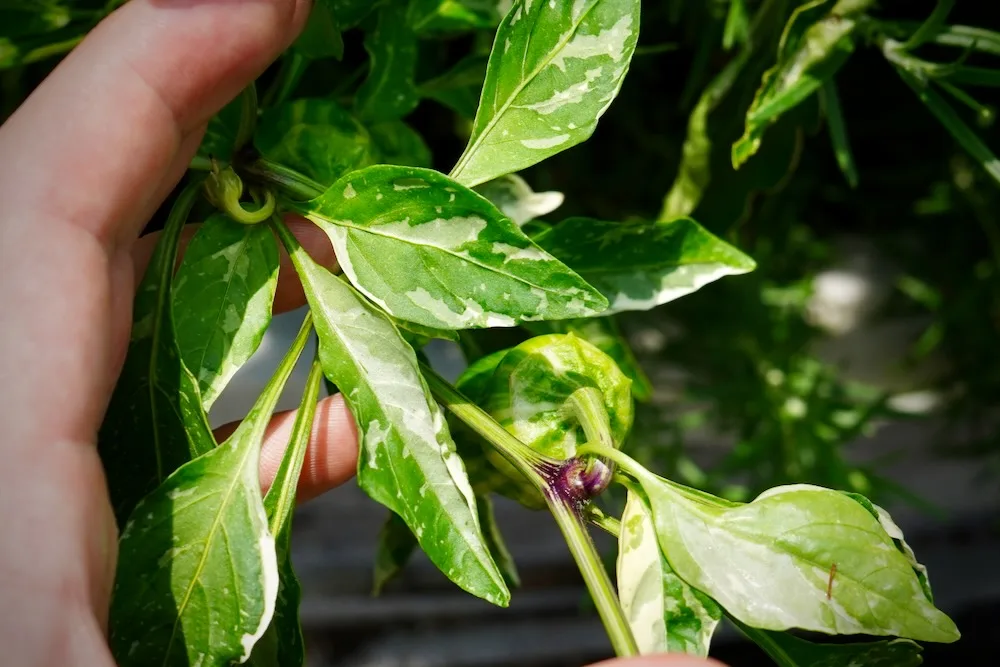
294 165 607 330
617 489 720 656
533 217 756 314
450 0 641 187
474 173 564 226
273 220 510 606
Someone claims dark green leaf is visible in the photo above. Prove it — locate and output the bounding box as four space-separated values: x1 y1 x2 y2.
172 214 279 411
525 316 652 402
617 489 721 656
0 1 70 40
98 182 216 526
732 0 873 168
895 66 1000 186
450 0 641 187
368 119 433 167
331 0 380 28
293 0 344 60
722 0 749 51
941 66 1000 88
372 511 419 595
418 54 488 118
355 2 420 123
408 0 499 35
534 217 756 314
901 0 955 51
819 79 858 188
474 174 564 227
109 315 314 667
631 473 961 642
296 165 608 329
198 95 245 163
254 98 376 186
249 357 324 667
736 621 923 667
477 494 520 588
274 219 510 606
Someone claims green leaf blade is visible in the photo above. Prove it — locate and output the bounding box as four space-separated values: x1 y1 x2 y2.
373 511 419 595
98 182 216 526
298 165 607 329
637 478 960 642
534 217 756 314
617 490 721 656
450 0 642 187
275 222 511 606
355 2 420 123
172 214 280 411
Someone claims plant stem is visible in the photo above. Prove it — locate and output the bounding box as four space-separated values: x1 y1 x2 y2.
547 498 638 657
567 387 614 450
421 363 557 485
241 158 325 201
585 505 622 537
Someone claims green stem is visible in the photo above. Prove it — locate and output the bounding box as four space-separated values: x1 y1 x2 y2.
585 505 622 537
233 84 259 152
567 387 614 450
241 158 325 201
420 363 556 486
262 52 308 109
727 616 796 667
547 499 638 657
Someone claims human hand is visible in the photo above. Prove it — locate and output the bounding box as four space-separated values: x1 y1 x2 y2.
0 2 725 666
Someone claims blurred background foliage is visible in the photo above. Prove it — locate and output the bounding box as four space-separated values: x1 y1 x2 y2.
3 0 999 516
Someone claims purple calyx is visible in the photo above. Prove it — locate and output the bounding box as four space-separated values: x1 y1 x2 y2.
548 457 612 507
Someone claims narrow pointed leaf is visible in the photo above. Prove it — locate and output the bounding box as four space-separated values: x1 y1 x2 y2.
172 214 280 411
274 219 510 606
449 0 641 187
295 165 607 330
372 511 419 595
355 2 420 123
617 490 721 656
819 79 858 188
255 99 376 187
534 217 756 314
475 174 564 227
735 620 923 667
98 182 216 526
525 317 652 401
630 473 961 642
408 0 499 35
250 355 324 667
109 314 314 667
419 54 488 118
732 0 873 168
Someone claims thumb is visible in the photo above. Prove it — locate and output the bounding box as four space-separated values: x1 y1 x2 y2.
589 657 728 667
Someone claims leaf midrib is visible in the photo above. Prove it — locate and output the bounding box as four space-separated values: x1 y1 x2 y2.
450 0 601 182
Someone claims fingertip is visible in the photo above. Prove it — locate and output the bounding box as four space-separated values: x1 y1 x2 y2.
273 214 338 313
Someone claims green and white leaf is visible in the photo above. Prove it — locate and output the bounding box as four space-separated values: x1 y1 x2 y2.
98 183 215 526
617 489 721 656
525 316 652 401
172 214 279 411
368 119 433 168
355 2 420 123
296 165 607 330
630 474 961 642
373 511 419 595
255 99 376 187
249 355 323 667
109 314 313 667
736 620 923 667
732 0 874 167
274 220 510 606
474 173 564 226
450 0 641 187
534 217 756 314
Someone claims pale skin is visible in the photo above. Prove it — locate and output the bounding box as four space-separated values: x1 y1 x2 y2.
0 1 725 665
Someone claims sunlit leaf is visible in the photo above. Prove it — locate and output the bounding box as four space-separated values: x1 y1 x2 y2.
630 474 961 642
274 219 510 606
98 182 216 526
109 316 313 667
295 165 607 330
172 214 279 411
255 98 376 186
355 2 420 123
617 489 721 656
534 217 756 314
450 0 641 187
732 0 874 168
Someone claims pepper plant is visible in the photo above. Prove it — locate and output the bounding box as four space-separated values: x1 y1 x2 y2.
4 0 979 665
